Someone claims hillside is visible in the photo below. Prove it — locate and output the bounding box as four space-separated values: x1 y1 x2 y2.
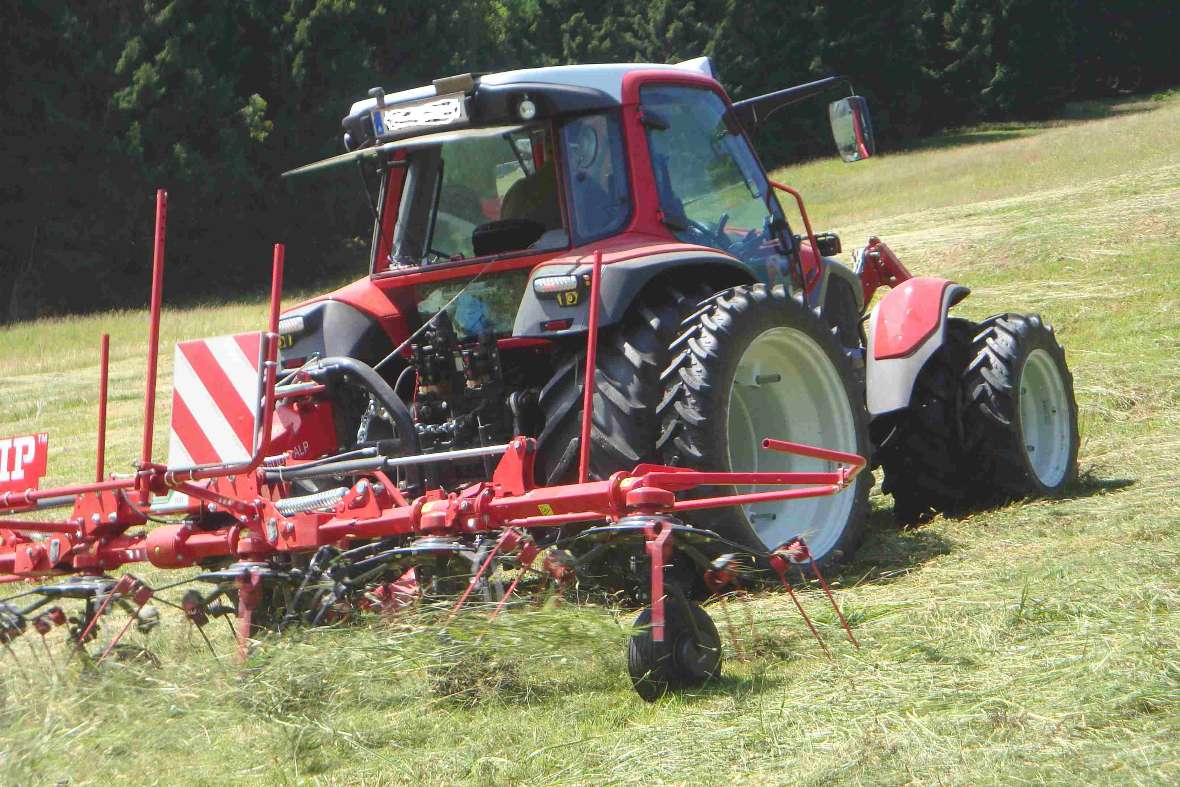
1 92 1178 785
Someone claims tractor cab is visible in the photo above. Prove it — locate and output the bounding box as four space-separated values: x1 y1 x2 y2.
275 59 887 556
286 59 875 331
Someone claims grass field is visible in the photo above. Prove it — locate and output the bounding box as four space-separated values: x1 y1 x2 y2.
1 91 1178 785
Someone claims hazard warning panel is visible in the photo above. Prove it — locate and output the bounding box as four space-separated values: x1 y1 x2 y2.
167 332 263 469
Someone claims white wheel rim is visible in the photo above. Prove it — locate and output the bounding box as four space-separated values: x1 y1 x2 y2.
725 327 858 556
1018 349 1071 487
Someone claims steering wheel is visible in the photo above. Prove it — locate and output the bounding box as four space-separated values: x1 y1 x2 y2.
686 212 731 248
727 216 773 260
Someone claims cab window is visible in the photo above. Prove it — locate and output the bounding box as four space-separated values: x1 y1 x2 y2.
385 125 569 268
560 112 630 243
640 84 788 276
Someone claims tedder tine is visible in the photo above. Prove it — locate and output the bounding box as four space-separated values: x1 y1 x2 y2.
490 538 540 620
69 575 136 662
769 550 831 660
96 581 155 666
449 529 523 620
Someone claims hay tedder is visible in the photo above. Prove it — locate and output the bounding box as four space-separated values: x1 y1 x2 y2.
0 57 1077 699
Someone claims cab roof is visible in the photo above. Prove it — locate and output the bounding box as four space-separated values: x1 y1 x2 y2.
346 57 716 117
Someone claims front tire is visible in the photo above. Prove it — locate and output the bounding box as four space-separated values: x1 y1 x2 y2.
659 284 871 566
962 313 1078 501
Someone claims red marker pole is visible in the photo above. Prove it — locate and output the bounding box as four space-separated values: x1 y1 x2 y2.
96 334 110 482
139 190 167 500
577 250 604 484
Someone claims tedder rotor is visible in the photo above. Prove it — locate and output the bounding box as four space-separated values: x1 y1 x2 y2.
0 192 862 699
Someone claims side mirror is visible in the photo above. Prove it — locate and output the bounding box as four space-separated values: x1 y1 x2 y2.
828 96 875 162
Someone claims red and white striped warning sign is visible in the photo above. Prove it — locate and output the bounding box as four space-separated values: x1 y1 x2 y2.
167 333 263 468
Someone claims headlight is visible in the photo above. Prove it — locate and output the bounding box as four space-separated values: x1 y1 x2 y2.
278 315 305 335
532 274 580 295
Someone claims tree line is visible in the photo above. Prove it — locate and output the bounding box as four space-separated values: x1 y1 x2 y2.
1 0 1176 322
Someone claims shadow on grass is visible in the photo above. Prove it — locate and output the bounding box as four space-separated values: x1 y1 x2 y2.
828 473 1134 588
828 505 955 587
1060 473 1135 501
895 92 1167 155
899 129 1030 153
942 472 1135 520
677 668 787 704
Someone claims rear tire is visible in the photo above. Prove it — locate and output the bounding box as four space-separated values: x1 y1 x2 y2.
535 282 710 485
962 313 1078 502
659 284 870 567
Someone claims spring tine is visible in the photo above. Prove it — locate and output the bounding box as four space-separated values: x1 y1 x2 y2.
96 615 138 666
68 577 133 662
807 554 859 648
25 638 42 671
490 544 540 620
194 621 218 658
718 594 746 661
742 591 757 652
2 640 31 683
769 551 831 659
41 635 59 674
782 581 831 659
448 543 502 621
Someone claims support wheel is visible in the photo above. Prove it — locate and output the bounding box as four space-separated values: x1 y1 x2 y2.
962 313 1078 502
628 597 721 701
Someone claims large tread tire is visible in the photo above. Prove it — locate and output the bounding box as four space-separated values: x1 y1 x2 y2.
534 282 710 485
876 318 977 524
961 313 1079 503
658 284 871 568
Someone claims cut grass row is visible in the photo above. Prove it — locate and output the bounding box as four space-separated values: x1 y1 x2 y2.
0 92 1177 785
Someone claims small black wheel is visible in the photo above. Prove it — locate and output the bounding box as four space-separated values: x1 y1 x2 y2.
628 597 722 701
962 313 1079 502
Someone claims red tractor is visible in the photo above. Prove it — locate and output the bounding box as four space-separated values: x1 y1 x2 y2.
0 57 1079 699
281 57 1078 561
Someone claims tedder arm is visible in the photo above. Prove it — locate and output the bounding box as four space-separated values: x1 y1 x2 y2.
0 195 866 697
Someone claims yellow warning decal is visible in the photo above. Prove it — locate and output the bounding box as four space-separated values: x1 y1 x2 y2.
537 503 555 516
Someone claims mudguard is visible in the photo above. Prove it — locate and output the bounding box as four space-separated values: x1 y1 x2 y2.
865 277 970 416
512 249 753 338
806 257 865 315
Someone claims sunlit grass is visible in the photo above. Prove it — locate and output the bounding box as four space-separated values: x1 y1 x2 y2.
0 92 1178 785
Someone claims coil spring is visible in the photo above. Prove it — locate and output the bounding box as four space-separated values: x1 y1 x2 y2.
274 487 348 516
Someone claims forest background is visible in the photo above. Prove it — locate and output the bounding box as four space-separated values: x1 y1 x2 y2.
1 0 1176 321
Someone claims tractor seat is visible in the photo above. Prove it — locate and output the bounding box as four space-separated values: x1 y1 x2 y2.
472 167 566 256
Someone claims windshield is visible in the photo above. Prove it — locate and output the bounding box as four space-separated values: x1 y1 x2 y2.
384 125 568 267
641 84 790 278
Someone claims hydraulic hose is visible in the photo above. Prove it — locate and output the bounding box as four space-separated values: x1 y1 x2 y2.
305 356 419 456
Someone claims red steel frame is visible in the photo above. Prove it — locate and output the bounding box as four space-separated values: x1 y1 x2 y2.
0 197 863 579
96 334 110 483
